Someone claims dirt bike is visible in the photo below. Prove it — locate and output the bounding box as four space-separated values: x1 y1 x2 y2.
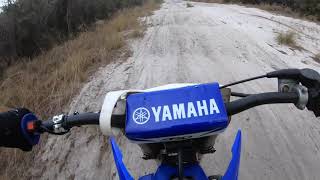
25 68 320 180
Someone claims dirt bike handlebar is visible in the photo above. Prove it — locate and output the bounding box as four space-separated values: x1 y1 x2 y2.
41 112 100 128
31 68 320 134
33 112 100 134
225 92 299 116
108 91 301 128
33 91 301 134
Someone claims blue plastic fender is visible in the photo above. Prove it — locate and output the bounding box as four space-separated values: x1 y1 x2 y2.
110 130 242 180
222 130 242 180
110 137 134 180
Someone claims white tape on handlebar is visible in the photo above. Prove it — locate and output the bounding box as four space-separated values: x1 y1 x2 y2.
99 90 142 136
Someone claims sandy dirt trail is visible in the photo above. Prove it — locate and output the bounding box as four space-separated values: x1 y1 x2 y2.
31 0 320 179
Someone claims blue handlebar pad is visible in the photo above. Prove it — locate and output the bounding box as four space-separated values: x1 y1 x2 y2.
125 83 228 142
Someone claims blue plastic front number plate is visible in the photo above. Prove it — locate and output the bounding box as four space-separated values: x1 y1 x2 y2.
125 83 228 141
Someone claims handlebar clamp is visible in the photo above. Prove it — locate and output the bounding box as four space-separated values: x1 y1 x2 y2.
293 84 308 110
278 79 308 110
269 68 320 116
52 114 69 133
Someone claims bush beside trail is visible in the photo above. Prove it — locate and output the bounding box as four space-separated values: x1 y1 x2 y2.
0 0 146 59
237 0 319 21
0 0 162 179
193 0 320 22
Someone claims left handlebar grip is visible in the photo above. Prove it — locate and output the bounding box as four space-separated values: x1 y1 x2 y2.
0 109 40 151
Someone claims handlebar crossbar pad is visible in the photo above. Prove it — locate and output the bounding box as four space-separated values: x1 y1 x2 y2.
125 83 228 143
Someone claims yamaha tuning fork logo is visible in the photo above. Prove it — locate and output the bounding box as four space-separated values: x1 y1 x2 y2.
133 107 151 124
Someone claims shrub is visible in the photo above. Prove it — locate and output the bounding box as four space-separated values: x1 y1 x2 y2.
187 2 194 7
0 0 162 117
0 0 145 58
129 29 144 38
0 1 163 179
276 31 297 47
219 0 320 21
313 53 320 63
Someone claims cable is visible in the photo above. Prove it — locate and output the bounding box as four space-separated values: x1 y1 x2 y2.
39 125 69 135
220 75 267 89
231 92 251 97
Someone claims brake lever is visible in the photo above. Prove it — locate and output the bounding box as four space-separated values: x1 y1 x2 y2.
266 68 320 88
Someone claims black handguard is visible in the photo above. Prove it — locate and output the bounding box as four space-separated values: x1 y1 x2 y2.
0 108 39 151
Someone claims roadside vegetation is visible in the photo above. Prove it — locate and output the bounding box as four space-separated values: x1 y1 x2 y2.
192 0 224 3
191 0 320 22
276 31 298 47
187 2 194 7
0 0 152 59
0 0 162 179
0 0 161 118
313 53 320 63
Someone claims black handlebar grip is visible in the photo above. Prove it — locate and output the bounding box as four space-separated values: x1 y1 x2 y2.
0 108 39 151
